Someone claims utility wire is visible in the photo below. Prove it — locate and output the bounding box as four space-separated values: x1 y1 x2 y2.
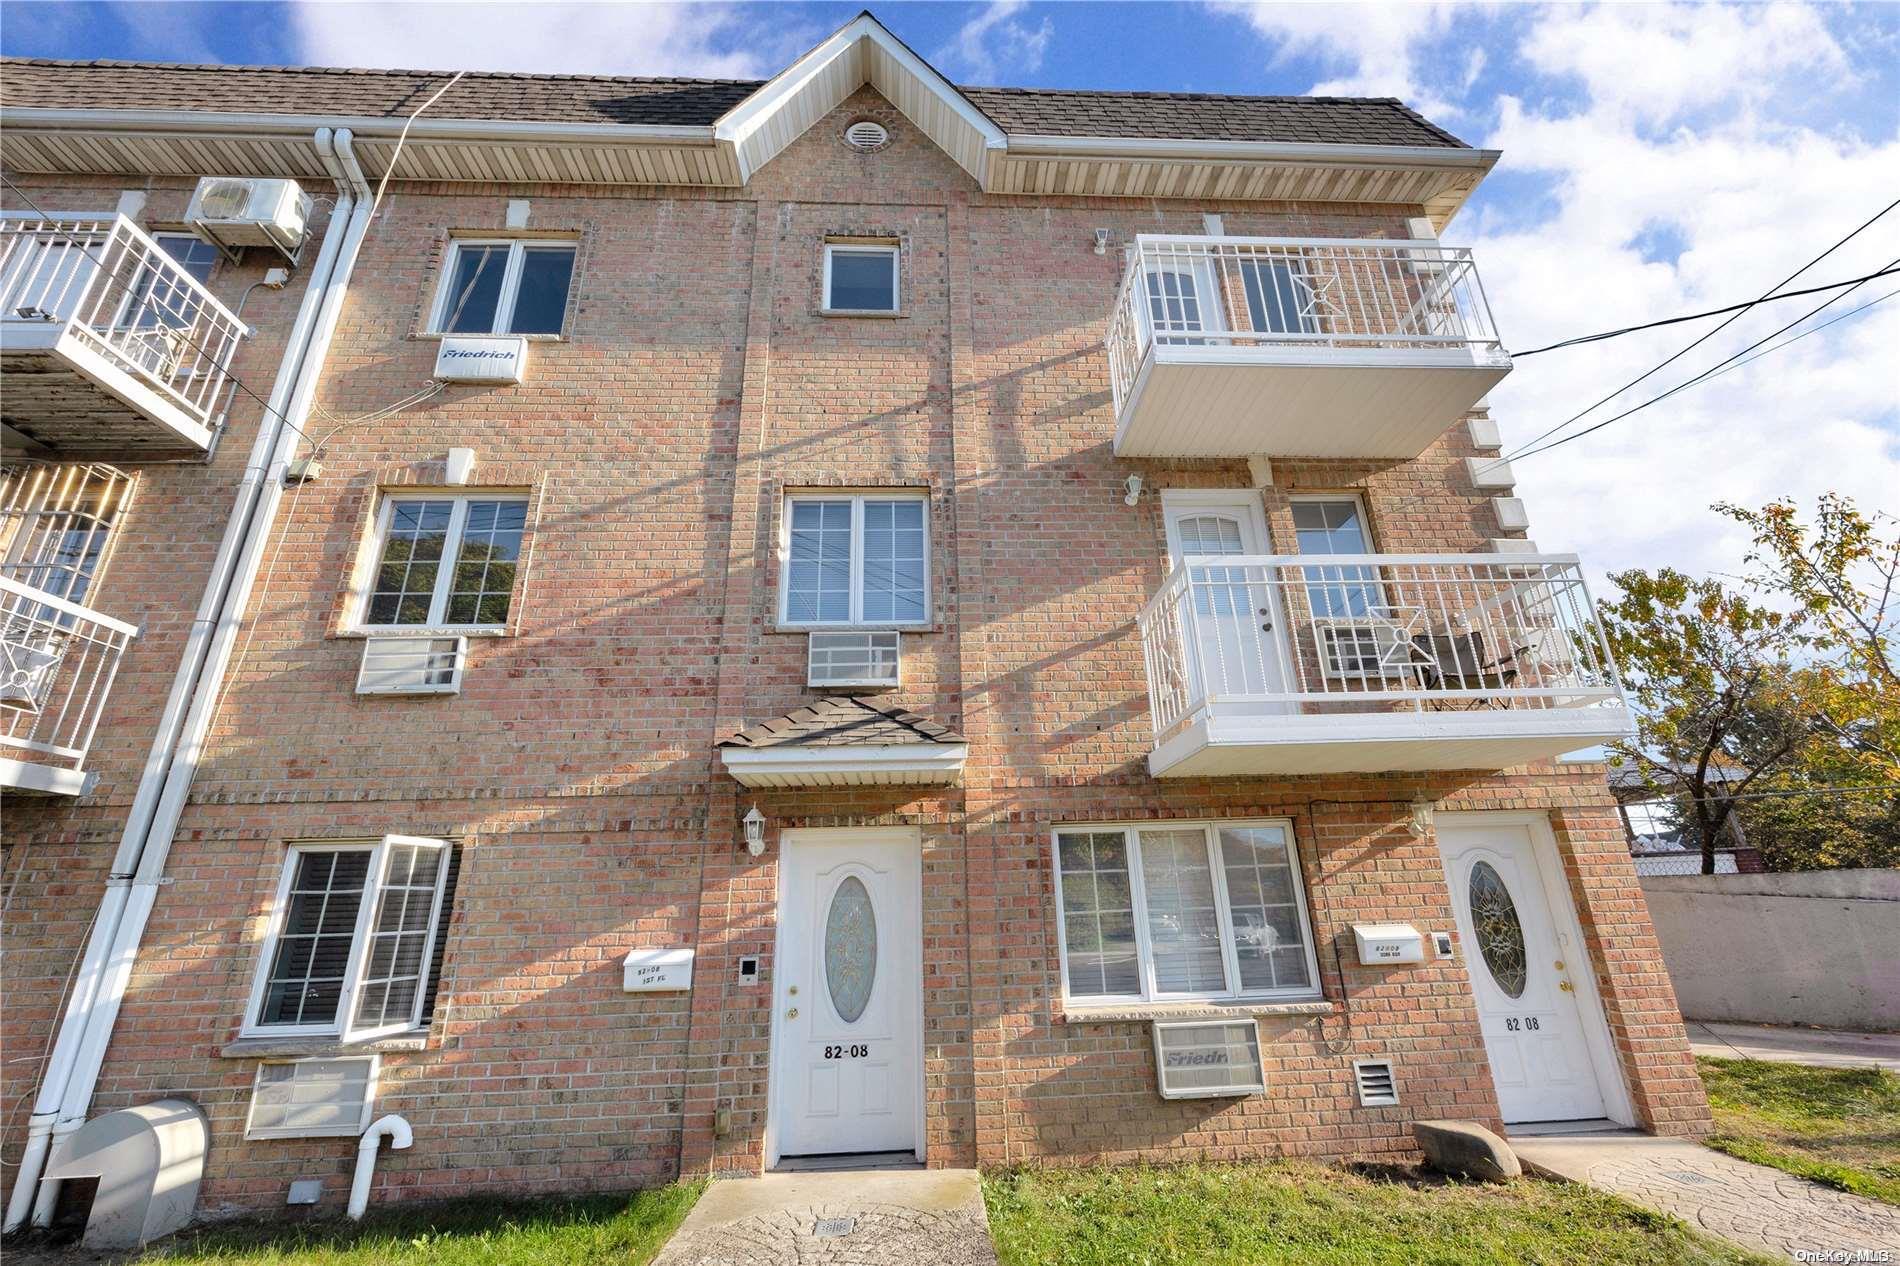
1499 194 1900 462
1508 255 1899 465
1692 286 1897 385
1507 266 1900 357
1635 784 1900 803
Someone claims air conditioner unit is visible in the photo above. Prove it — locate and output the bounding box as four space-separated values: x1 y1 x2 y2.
1318 622 1414 680
807 631 900 689
245 1056 378 1140
1 626 67 713
1151 1019 1266 1100
186 177 312 258
356 635 466 695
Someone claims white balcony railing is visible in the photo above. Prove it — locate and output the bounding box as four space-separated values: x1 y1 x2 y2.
1106 235 1507 424
1137 553 1626 740
0 214 248 445
0 573 136 795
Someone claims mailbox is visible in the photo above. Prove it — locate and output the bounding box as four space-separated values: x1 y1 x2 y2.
623 948 694 992
1352 923 1425 966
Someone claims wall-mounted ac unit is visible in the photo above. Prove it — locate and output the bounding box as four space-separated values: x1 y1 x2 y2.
1318 623 1414 679
1152 1019 1266 1100
356 635 466 695
186 177 312 259
245 1056 378 1140
807 631 900 689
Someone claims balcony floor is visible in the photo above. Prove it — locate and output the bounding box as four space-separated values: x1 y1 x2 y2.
2 326 216 458
1149 705 1630 777
1115 344 1510 460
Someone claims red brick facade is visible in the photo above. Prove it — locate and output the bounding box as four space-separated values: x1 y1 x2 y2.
2 83 1709 1218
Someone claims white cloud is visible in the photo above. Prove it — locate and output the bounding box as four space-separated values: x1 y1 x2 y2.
936 0 1054 84
1218 1 1899 588
289 1 794 78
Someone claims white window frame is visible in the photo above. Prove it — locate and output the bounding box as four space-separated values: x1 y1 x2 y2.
777 490 930 629
1050 818 1323 1007
426 237 577 335
822 242 900 313
1288 492 1375 555
240 835 453 1042
355 491 529 632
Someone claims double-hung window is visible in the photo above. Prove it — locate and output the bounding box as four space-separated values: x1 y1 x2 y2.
360 493 527 629
1053 820 1321 1005
1292 496 1381 619
780 492 927 626
429 239 577 335
244 836 457 1040
823 242 899 313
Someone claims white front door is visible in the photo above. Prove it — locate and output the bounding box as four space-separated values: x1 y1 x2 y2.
1439 817 1609 1123
772 828 922 1160
1163 494 1290 712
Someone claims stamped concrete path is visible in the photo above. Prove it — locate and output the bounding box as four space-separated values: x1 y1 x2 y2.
652 1168 998 1266
1513 1130 1900 1261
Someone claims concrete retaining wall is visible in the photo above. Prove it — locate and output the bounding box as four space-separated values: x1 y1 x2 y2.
1640 869 1900 1032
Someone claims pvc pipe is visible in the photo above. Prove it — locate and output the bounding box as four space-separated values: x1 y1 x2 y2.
6 127 372 1232
347 1115 413 1221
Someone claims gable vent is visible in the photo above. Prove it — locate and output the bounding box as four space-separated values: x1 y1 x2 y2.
1353 1059 1399 1107
844 120 890 151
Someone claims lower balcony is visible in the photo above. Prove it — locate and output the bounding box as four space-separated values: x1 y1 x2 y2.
0 574 136 796
2 214 247 458
1137 553 1630 777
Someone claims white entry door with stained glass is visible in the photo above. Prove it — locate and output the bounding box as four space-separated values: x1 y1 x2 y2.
772 828 923 1161
1438 817 1610 1124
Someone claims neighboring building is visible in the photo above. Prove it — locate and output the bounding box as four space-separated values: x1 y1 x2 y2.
1609 769 1764 876
1 13 1711 1225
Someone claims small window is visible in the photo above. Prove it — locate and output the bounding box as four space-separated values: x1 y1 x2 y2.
780 492 927 627
359 493 527 630
1053 820 1321 1005
823 243 898 313
1292 496 1381 619
245 836 456 1040
429 239 576 335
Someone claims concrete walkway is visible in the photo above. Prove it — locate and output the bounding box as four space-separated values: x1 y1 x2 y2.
1512 1130 1900 1261
652 1168 998 1266
1687 1020 1900 1071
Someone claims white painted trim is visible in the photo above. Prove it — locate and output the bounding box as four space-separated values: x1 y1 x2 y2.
1005 134 1500 170
1435 811 1637 1128
821 241 900 314
0 106 713 146
776 490 930 629
426 238 576 336
354 491 529 632
0 757 94 796
720 743 968 787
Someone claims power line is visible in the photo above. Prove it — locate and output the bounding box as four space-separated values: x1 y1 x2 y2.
1499 194 1900 462
1692 285 1897 384
1508 254 1898 465
1635 783 1900 803
1507 266 1900 357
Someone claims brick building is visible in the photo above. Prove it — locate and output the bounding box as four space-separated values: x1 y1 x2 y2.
1 12 1710 1227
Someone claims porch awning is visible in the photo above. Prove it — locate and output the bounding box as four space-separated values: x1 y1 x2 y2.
717 697 968 788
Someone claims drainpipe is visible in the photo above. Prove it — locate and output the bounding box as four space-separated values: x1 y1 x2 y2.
5 127 376 1232
346 1115 413 1220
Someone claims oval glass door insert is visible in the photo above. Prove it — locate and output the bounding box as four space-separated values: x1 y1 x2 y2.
824 876 877 1023
1468 861 1528 999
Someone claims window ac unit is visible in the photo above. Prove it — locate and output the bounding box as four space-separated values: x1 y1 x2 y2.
1318 622 1413 680
356 635 466 695
807 631 900 689
1152 1019 1266 1100
0 625 67 713
245 1056 378 1140
118 326 187 382
186 177 312 258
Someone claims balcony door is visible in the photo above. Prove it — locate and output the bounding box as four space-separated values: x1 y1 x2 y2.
1163 493 1289 713
1138 253 1225 346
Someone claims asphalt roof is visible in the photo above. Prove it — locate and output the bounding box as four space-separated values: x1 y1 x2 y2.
0 57 1470 149
718 697 965 749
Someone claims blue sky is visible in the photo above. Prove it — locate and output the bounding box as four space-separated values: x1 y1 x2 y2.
6 1 1897 582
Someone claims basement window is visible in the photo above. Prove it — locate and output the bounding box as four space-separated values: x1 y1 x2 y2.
242 836 459 1041
823 242 899 313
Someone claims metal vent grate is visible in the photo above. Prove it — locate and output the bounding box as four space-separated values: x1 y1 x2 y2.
1152 1020 1266 1099
844 121 889 150
807 631 900 689
357 635 466 695
1354 1059 1399 1107
245 1056 378 1139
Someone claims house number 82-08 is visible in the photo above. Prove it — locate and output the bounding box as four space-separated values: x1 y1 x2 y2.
1504 1017 1541 1032
823 1045 869 1059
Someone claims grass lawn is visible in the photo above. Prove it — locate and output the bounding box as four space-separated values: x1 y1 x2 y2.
1698 1054 1900 1206
981 1161 1771 1266
11 1183 703 1266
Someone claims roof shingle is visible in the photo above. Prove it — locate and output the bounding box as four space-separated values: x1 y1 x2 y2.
718 698 965 749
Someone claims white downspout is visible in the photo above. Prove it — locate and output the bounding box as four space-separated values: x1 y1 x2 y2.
6 128 375 1232
346 1115 412 1220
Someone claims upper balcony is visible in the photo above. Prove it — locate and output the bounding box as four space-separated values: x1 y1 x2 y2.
2 214 249 459
1136 553 1630 777
1106 235 1511 459
0 574 136 796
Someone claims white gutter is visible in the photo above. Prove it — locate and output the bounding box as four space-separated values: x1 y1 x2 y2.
0 106 714 146
4 126 376 1232
347 1115 413 1220
1002 133 1499 169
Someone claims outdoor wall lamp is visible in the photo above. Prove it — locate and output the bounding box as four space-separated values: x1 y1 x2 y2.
742 805 767 857
1093 228 1112 255
1123 474 1143 506
1407 796 1436 839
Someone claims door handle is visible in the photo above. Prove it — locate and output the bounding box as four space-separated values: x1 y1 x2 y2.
1558 981 1573 994
786 1007 799 1019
